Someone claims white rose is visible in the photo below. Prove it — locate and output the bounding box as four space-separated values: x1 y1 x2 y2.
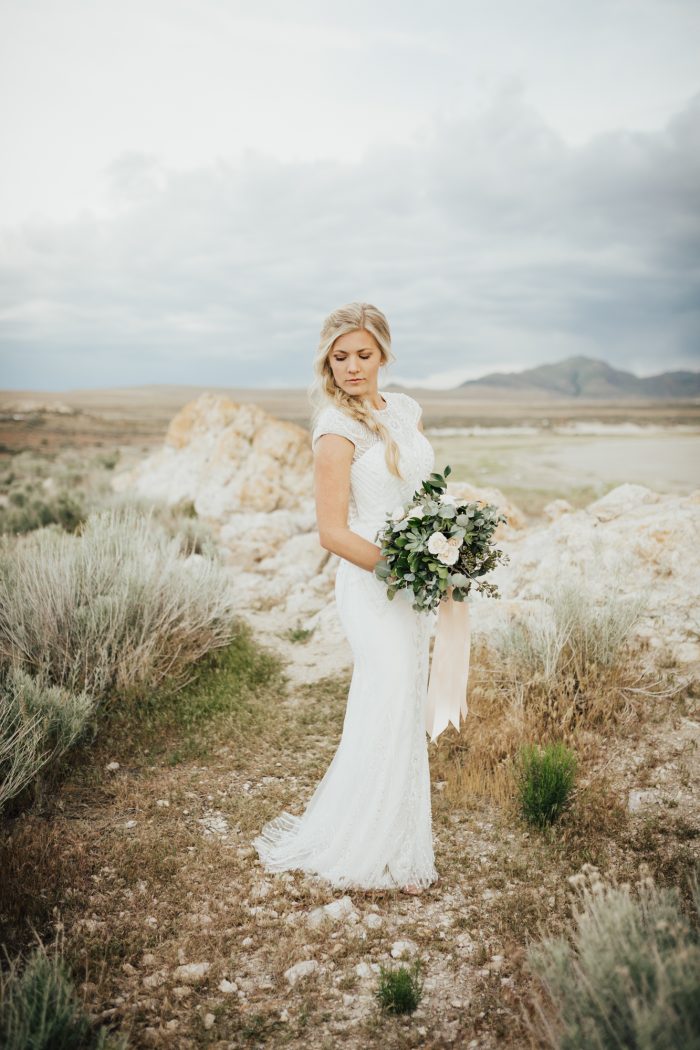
390 504 406 522
445 534 463 550
441 493 457 506
427 531 448 554
437 545 460 565
407 505 425 519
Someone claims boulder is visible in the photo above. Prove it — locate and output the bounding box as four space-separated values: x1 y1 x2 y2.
112 392 313 520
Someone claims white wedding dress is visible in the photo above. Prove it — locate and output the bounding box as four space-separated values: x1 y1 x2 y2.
252 390 439 890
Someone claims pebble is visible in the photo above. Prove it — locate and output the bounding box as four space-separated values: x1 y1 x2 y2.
307 895 359 928
284 959 319 986
173 962 210 985
391 939 419 959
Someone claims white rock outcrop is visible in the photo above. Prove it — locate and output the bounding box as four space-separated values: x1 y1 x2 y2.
112 392 313 525
486 485 700 666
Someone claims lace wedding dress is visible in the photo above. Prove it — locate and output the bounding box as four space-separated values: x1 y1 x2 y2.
252 390 439 890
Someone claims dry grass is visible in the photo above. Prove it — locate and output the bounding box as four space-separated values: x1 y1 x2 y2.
1 439 698 1046
1 617 697 1048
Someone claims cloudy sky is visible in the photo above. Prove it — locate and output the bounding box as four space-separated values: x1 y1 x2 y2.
1 0 698 391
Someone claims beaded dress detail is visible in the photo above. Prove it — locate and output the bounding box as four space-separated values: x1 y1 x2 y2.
252 391 439 890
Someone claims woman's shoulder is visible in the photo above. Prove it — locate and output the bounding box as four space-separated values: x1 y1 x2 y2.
311 402 365 449
388 390 422 421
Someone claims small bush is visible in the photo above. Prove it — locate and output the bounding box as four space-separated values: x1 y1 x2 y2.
375 959 424 1015
0 449 103 537
525 862 700 1049
489 557 668 734
0 488 86 537
0 937 127 1049
0 503 239 700
517 741 577 827
0 668 94 812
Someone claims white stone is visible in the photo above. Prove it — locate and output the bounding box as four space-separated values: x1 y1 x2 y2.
173 962 210 985
355 962 379 979
198 812 229 838
391 939 419 959
628 788 659 812
218 979 237 994
284 959 319 986
307 894 359 928
142 971 167 989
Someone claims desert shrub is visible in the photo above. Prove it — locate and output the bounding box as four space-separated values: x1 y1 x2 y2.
0 448 221 563
375 959 424 1015
517 741 577 827
0 450 98 537
431 561 678 808
525 862 700 1049
0 937 127 1049
0 485 86 536
0 502 238 700
490 563 658 733
0 668 94 812
102 491 221 561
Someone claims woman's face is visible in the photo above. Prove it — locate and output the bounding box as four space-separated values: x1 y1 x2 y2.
327 328 383 398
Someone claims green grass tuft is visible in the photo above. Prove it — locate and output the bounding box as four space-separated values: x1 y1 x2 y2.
0 938 128 1049
516 741 577 827
375 959 424 1015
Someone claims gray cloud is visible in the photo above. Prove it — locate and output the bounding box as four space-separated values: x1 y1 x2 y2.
1 87 698 389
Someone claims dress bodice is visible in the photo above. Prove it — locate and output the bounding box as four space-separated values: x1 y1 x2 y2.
311 391 435 543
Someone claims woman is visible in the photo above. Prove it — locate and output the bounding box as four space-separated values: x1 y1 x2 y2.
253 302 439 894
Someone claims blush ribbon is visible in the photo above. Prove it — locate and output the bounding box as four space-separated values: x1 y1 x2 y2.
425 591 471 743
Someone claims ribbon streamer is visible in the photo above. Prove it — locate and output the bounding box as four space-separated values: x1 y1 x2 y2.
425 591 471 743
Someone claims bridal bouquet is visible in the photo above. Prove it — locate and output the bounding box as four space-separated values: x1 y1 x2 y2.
373 465 510 613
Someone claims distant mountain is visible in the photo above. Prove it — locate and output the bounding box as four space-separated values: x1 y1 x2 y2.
456 356 700 399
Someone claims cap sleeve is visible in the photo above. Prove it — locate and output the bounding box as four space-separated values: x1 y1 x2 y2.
399 392 422 424
311 406 363 452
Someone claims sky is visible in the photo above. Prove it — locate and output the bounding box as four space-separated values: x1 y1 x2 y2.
1 0 699 392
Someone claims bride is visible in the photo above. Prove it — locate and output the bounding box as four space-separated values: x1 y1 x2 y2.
253 301 440 895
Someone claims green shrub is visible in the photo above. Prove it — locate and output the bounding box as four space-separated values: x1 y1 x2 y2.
0 488 86 536
525 862 700 1049
0 668 94 812
375 959 424 1015
0 939 127 1049
517 741 577 827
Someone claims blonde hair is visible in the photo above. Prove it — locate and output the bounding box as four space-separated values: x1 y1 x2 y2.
308 301 403 479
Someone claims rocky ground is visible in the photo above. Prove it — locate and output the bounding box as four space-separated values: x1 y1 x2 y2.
4 602 698 1050
2 392 699 1047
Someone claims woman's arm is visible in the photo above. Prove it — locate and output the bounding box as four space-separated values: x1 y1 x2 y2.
313 434 386 573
